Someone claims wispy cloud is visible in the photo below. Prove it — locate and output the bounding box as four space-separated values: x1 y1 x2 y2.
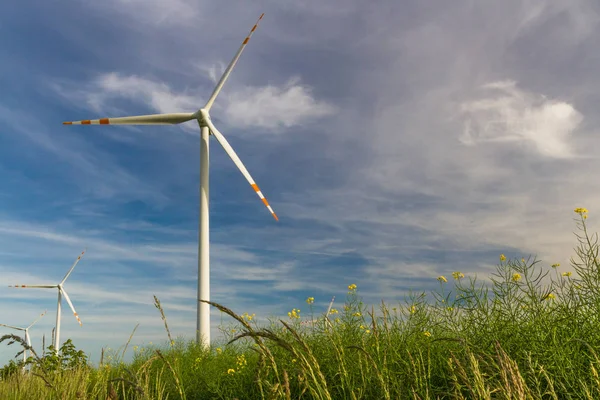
221 77 337 131
459 80 583 159
0 104 169 204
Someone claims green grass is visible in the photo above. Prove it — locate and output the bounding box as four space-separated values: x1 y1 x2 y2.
1 208 600 399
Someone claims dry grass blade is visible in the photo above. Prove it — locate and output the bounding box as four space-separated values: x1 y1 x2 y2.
495 341 530 399
279 319 332 400
201 298 284 389
346 345 390 400
156 349 186 400
228 330 294 354
120 323 140 361
283 370 291 400
200 299 253 331
109 366 145 397
109 377 145 396
154 295 174 346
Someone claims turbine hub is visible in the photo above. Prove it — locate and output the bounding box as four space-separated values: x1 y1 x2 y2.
197 109 211 131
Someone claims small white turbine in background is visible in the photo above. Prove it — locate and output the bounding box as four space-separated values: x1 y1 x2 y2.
62 13 278 346
0 310 47 369
9 250 86 352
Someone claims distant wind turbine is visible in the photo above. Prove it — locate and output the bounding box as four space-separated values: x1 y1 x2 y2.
62 13 278 346
9 250 86 352
300 296 336 327
0 310 46 369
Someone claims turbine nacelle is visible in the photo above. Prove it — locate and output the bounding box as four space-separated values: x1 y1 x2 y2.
194 109 212 129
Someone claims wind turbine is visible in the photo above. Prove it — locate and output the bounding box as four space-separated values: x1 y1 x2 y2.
62 13 278 346
0 310 46 369
300 296 336 327
9 250 86 352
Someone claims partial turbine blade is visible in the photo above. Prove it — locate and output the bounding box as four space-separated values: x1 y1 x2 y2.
0 324 25 331
60 249 86 285
60 289 82 326
203 13 265 111
9 285 57 288
326 296 335 316
28 310 47 330
63 113 195 125
204 117 278 221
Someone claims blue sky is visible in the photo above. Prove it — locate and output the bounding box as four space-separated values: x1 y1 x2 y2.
1 0 600 365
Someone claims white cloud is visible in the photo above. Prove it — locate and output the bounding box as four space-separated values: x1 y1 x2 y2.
221 77 337 131
459 80 583 159
91 73 201 115
93 0 201 26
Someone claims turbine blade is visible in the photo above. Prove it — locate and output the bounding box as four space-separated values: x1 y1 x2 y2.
326 296 335 316
205 118 278 221
0 324 25 331
63 113 195 125
203 13 265 111
60 289 82 326
60 249 86 285
9 285 57 288
28 310 47 330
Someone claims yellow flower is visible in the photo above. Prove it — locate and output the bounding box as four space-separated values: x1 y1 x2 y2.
447 307 453 312
335 317 340 323
544 293 556 300
328 308 339 314
452 271 465 280
306 297 315 304
227 368 235 375
574 207 589 215
348 284 357 291
521 258 526 263
512 273 522 282
562 272 572 277
292 359 297 363
437 276 448 283
552 263 560 268
500 254 506 262
409 305 416 314
353 312 362 317
236 354 247 368
216 347 222 354
424 331 431 337
288 308 301 319
365 329 371 334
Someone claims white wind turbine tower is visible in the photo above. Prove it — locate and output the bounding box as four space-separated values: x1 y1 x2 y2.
62 13 278 346
9 250 86 352
0 310 47 369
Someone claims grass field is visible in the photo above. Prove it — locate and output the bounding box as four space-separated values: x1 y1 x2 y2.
1 207 599 399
